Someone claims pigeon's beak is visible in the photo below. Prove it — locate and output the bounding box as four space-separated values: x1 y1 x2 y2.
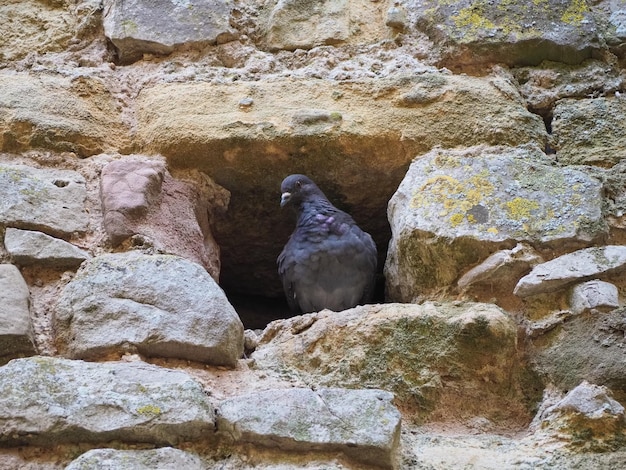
280 191 292 207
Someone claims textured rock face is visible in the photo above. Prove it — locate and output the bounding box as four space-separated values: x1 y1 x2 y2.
0 357 215 446
4 228 90 268
252 302 535 424
0 164 88 238
385 145 604 301
54 252 244 366
218 388 401 468
0 265 35 364
66 448 205 470
103 0 237 64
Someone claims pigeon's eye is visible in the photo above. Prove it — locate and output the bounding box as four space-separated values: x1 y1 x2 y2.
295 180 302 189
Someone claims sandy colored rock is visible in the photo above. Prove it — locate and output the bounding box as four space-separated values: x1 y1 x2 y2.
0 264 35 364
136 74 545 296
54 252 244 366
0 72 130 157
386 145 604 301
514 246 626 298
569 280 619 315
65 448 205 470
217 387 401 468
252 302 536 424
0 356 215 447
0 164 88 238
4 228 90 268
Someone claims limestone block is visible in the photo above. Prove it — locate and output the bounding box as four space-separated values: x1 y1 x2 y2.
99 158 228 279
217 387 401 468
552 97 626 166
136 74 545 297
412 0 601 67
103 0 237 64
0 73 130 157
0 164 88 238
570 280 619 315
457 243 543 290
385 145 604 301
252 303 533 424
54 252 244 366
4 228 90 268
66 448 205 470
514 246 626 298
533 381 625 451
0 357 214 446
266 0 349 51
0 265 35 364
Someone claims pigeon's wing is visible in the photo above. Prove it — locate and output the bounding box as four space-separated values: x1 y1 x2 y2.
277 240 301 313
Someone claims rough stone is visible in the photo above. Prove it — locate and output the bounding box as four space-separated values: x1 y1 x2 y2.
103 0 237 64
136 74 545 296
532 381 625 451
217 387 401 468
569 280 619 315
252 302 535 424
100 158 229 279
0 73 130 157
385 145 604 301
266 0 349 51
552 96 626 166
514 246 626 298
0 264 35 365
0 164 88 238
412 0 601 68
65 448 205 470
457 243 543 290
4 228 90 268
0 356 215 446
54 252 244 366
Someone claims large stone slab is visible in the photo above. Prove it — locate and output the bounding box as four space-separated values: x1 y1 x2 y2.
552 97 626 166
136 74 545 297
66 448 205 470
0 73 130 157
0 164 88 238
217 387 400 468
0 265 35 364
514 246 626 297
54 252 243 366
0 357 215 446
4 228 90 268
412 0 601 67
252 303 536 424
103 0 237 64
385 145 604 301
100 158 228 279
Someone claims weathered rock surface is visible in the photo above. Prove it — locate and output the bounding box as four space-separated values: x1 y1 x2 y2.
385 145 604 301
532 381 625 451
0 73 129 157
569 280 619 315
0 356 215 446
54 252 244 366
136 74 545 296
552 96 626 166
0 265 35 365
217 387 401 468
412 0 601 67
4 228 90 268
0 164 88 238
100 158 228 278
103 0 237 64
252 302 536 424
66 447 205 470
514 246 626 298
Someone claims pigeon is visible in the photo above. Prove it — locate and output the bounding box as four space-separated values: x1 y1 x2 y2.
277 174 377 313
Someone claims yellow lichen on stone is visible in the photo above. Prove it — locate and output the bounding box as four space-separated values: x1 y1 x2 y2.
487 227 499 234
505 197 540 220
561 0 589 24
452 3 496 31
450 213 464 226
136 404 162 416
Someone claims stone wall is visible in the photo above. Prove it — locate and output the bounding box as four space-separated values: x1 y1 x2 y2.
2 0 626 468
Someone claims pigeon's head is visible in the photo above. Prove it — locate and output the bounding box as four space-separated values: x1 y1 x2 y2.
280 174 322 208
